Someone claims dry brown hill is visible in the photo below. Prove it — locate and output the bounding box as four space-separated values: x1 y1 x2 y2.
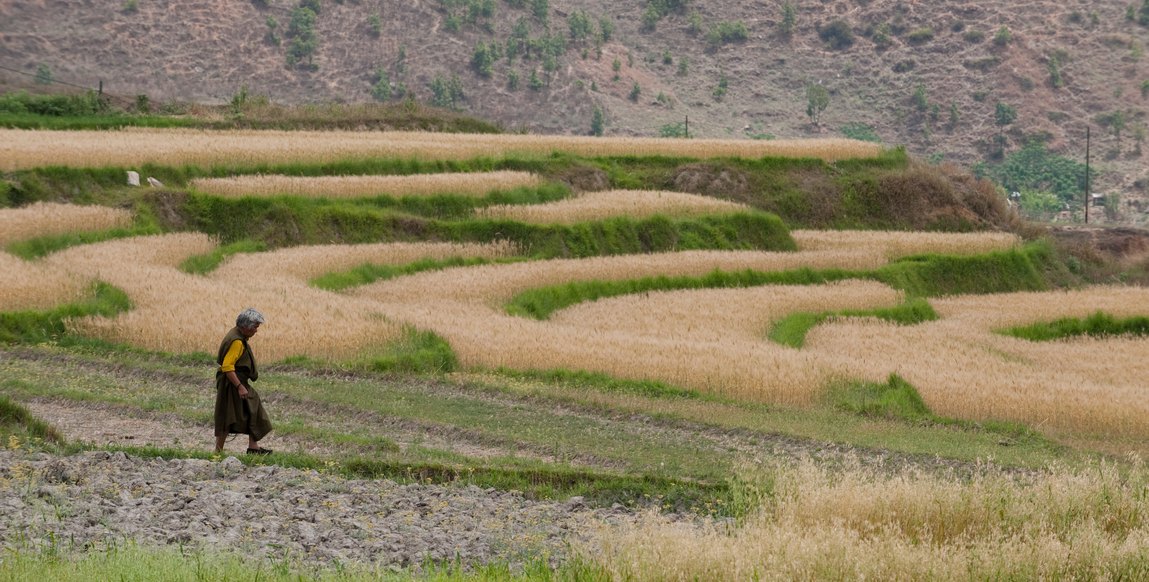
2 0 1147 221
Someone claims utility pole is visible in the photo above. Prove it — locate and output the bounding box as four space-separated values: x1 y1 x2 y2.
1085 126 1091 224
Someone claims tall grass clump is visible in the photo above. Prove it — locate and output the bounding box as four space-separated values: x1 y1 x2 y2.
574 458 1149 580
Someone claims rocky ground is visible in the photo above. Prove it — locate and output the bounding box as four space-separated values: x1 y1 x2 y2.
0 447 630 572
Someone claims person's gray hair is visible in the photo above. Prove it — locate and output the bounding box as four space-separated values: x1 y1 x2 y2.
236 308 266 329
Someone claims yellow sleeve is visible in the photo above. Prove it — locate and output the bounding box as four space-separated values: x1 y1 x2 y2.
219 339 244 373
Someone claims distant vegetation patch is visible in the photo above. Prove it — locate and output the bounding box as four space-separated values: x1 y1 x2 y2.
1001 311 1149 341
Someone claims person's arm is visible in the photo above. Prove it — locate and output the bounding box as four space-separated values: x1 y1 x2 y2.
220 340 250 399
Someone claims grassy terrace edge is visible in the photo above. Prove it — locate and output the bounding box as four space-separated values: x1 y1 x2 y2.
505 242 1056 319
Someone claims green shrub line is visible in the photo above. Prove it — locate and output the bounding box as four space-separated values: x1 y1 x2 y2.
1000 311 1149 342
178 239 268 274
309 256 515 291
768 297 938 348
506 242 1055 320
184 190 795 256
5 225 162 259
0 282 132 345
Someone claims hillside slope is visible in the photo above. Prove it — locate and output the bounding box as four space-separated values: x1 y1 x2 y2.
1 0 1147 212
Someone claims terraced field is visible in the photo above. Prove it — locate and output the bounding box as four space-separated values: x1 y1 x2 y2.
2 129 1147 579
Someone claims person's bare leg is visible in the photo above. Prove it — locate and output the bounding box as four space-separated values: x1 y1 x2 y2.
248 436 259 450
215 434 226 453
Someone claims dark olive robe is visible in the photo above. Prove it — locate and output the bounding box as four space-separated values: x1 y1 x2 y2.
213 327 273 440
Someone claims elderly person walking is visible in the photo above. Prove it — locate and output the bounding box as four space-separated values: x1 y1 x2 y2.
214 308 274 455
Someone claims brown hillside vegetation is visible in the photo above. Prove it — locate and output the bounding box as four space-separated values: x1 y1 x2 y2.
2 0 1147 214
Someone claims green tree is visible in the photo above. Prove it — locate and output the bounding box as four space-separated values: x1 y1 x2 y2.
34 64 52 85
779 2 796 38
712 75 728 101
286 6 319 68
590 106 605 136
629 82 641 102
599 16 614 41
912 83 928 112
806 83 830 126
529 0 547 20
372 70 392 101
1096 110 1128 153
568 10 592 43
993 26 1011 47
994 101 1017 157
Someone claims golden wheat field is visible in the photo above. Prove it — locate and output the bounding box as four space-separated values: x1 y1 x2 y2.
476 189 751 224
2 192 1147 446
0 202 133 246
0 128 884 171
791 229 1021 259
189 171 544 199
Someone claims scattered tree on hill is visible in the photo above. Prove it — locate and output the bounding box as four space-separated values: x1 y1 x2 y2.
590 106 605 136
993 26 1012 47
1096 110 1127 148
993 101 1017 157
34 64 52 85
779 2 796 38
806 83 830 126
568 10 592 43
286 5 319 69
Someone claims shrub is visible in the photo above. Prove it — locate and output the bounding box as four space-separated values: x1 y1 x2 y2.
34 64 52 85
963 29 985 43
905 27 934 44
818 19 854 50
707 21 749 47
629 82 641 102
993 26 1011 46
840 123 880 142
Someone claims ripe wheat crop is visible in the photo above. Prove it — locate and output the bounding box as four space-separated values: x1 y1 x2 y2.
0 252 89 312
792 229 1021 259
803 286 1149 444
351 249 888 305
212 241 518 283
0 202 133 246
476 189 750 224
189 171 544 199
0 128 883 171
44 233 406 361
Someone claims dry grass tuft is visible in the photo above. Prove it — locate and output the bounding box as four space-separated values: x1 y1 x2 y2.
189 171 544 199
577 458 1149 580
476 189 751 224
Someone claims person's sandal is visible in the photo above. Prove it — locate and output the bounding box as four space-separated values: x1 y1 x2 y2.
246 448 272 455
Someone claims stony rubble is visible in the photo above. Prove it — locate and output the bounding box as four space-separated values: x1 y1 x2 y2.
0 449 630 571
